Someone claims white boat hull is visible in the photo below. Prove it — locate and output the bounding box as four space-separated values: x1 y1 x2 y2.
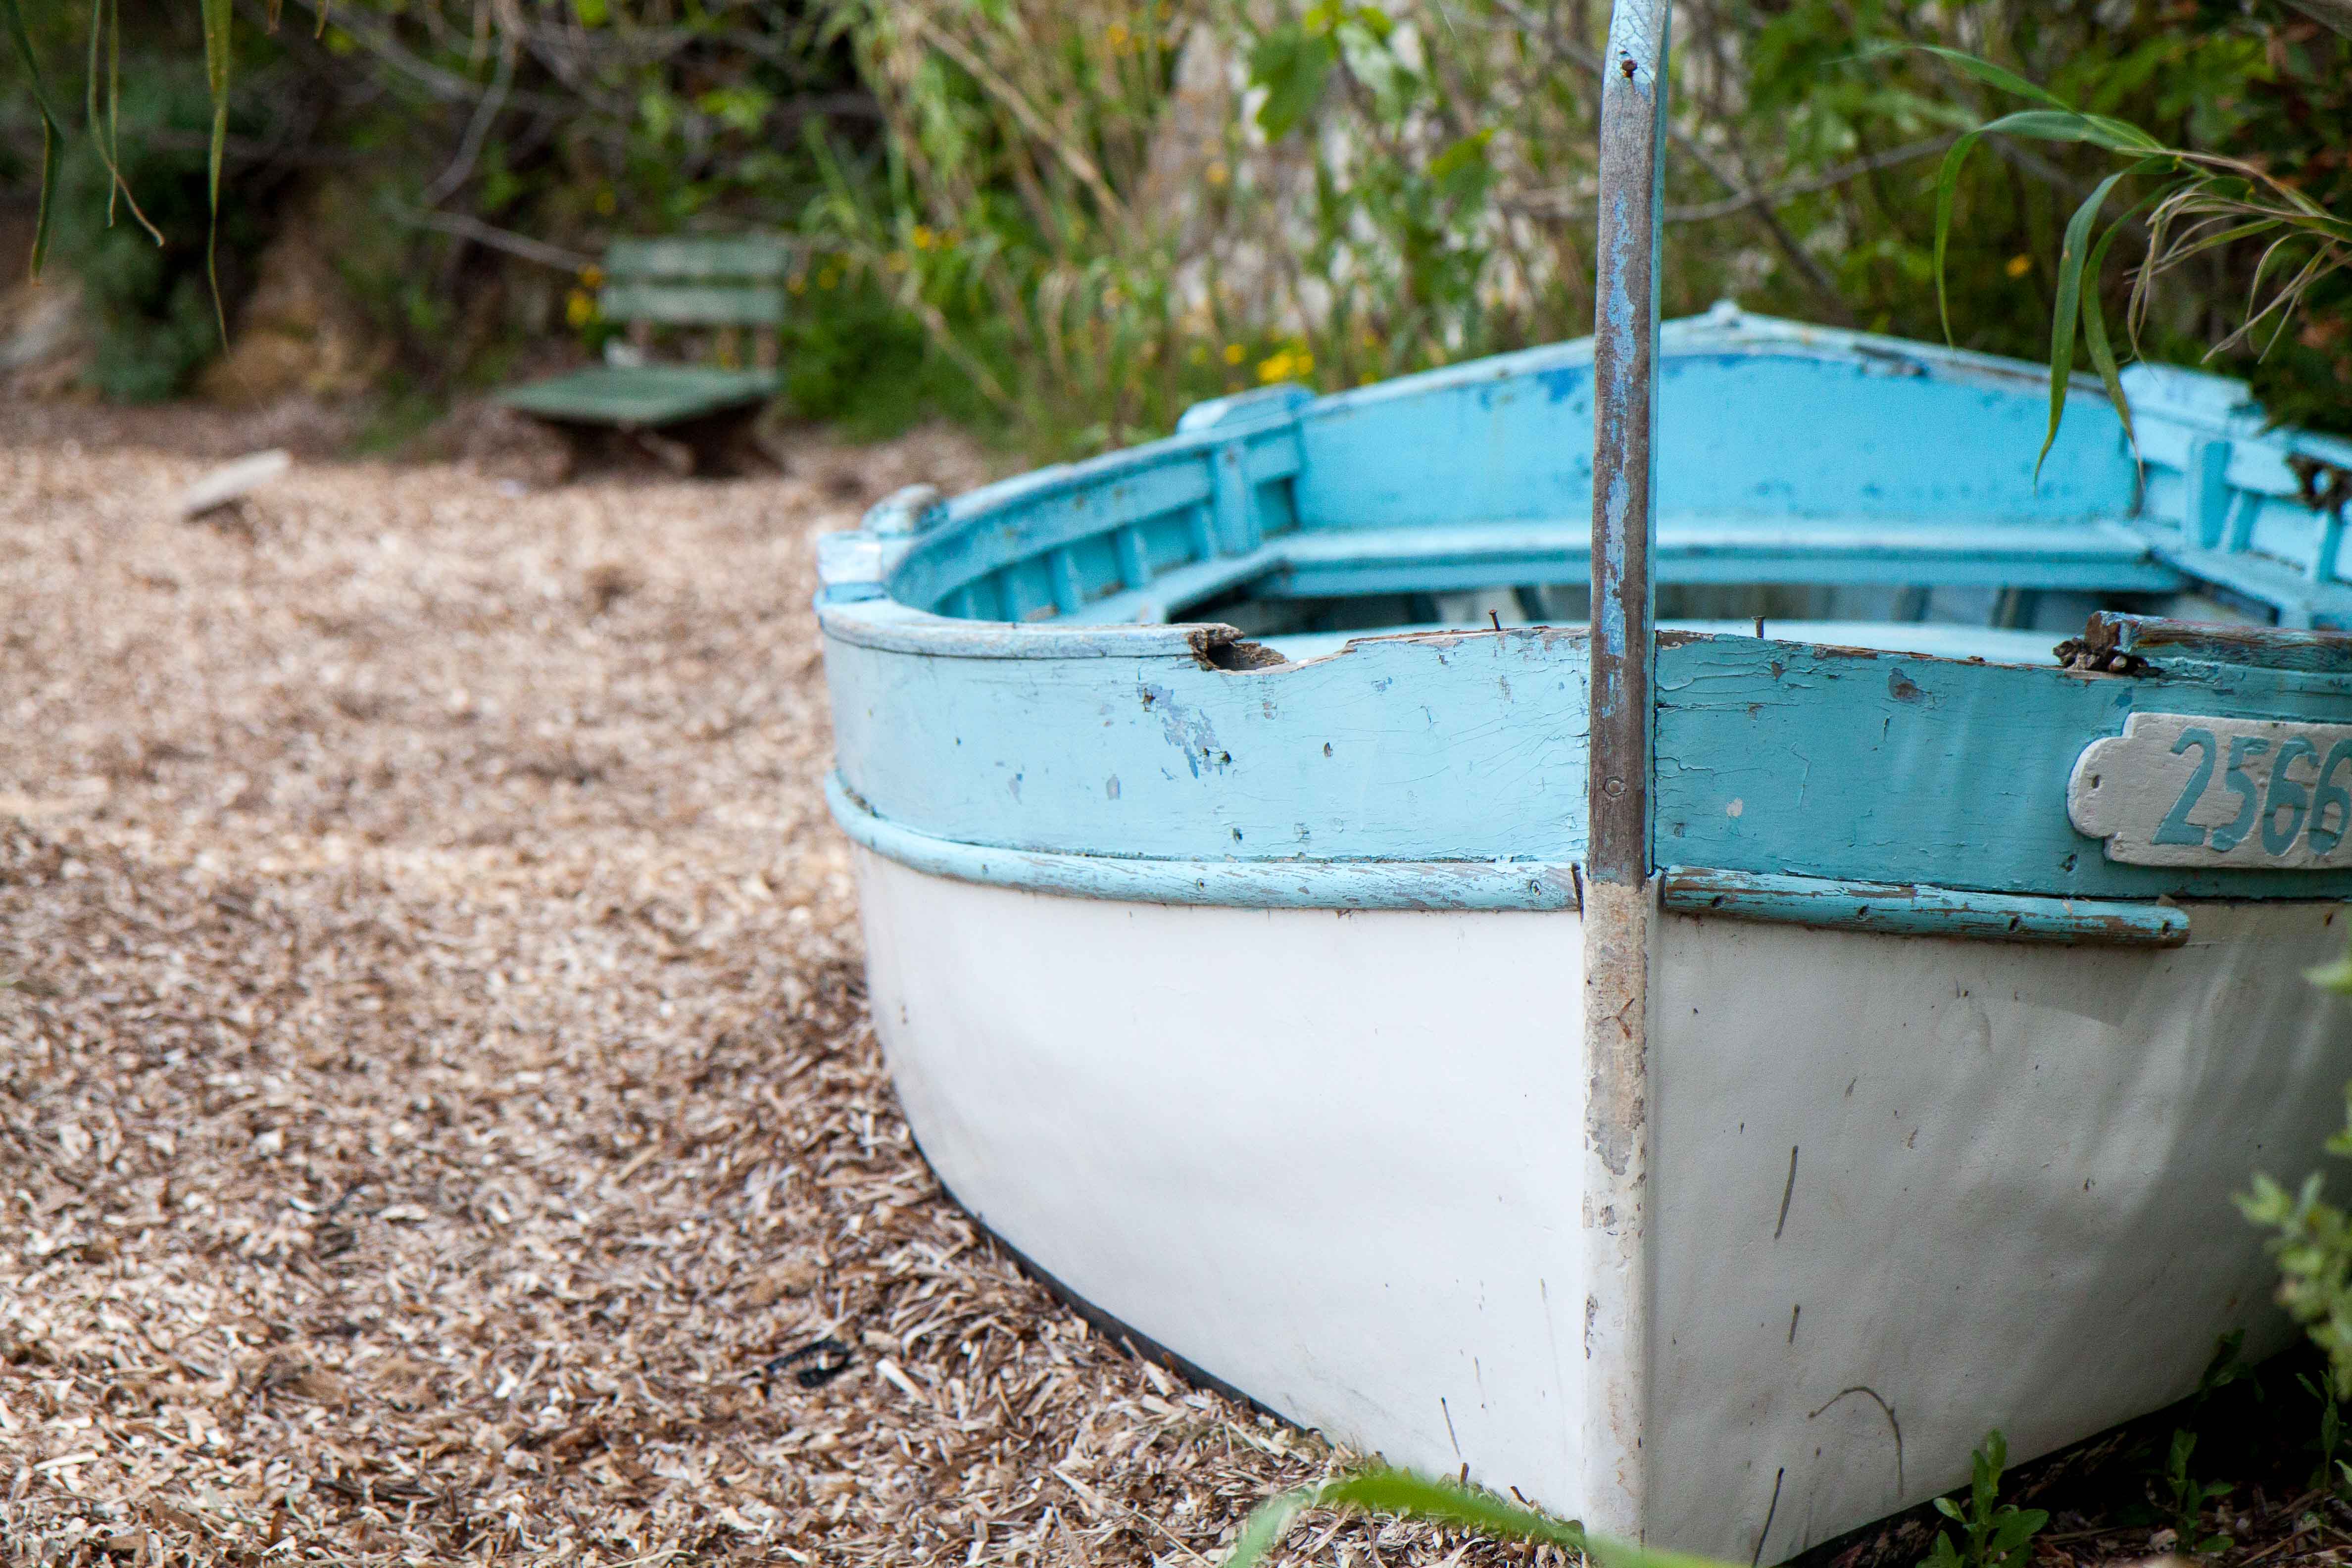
854 847 2351 1560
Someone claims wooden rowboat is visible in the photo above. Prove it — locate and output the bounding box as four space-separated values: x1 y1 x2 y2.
816 4 2352 1557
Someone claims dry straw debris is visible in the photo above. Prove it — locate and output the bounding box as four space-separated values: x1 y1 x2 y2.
0 416 1534 1567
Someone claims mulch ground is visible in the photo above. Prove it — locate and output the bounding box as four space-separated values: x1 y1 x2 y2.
0 396 2339 1568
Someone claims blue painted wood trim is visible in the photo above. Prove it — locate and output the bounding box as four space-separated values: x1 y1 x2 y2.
2084 612 2352 674
820 605 2352 901
1659 865 2189 947
811 311 2351 631
821 619 1594 865
817 597 1232 659
1653 632 2352 900
1052 516 2179 627
827 773 1584 911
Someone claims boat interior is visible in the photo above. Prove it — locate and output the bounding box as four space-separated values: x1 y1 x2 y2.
857 309 2352 669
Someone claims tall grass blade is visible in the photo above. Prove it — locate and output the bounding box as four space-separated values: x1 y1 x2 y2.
1219 1484 1319 1568
1219 1466 1587 1568
1316 1469 1588 1548
1880 43 2076 111
201 0 235 337
2038 167 2136 484
0 0 65 276
2079 177 2161 458
1931 129 1989 345
85 0 164 244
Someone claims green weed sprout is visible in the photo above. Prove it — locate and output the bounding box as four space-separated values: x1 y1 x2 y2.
1920 1430 2047 1568
2241 1084 2352 1400
2159 1430 2235 1558
1217 1463 1741 1568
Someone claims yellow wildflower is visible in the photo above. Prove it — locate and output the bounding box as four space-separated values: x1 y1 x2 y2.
565 289 596 328
2006 253 2032 278
912 225 936 250
579 264 605 289
1223 342 1245 365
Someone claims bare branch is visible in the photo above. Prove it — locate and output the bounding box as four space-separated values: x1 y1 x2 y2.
385 202 596 270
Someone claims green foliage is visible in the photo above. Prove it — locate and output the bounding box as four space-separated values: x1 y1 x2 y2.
2242 1084 2352 1401
1919 1430 2048 1568
2158 1429 2235 1556
2295 1372 2352 1500
0 0 65 274
3 0 2344 449
1919 39 2351 467
49 62 272 401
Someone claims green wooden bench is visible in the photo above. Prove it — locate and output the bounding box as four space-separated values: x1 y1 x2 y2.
495 235 792 475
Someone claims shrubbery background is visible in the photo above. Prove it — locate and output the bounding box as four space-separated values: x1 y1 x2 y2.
2 0 2344 454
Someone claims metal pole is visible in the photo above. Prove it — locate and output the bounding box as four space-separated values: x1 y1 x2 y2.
1583 0 1666 1543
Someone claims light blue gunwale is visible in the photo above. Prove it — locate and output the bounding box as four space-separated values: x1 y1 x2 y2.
1658 866 2189 947
822 621 1595 867
816 309 2352 911
827 773 1583 911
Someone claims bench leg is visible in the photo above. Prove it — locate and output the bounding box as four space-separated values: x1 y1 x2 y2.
664 405 785 478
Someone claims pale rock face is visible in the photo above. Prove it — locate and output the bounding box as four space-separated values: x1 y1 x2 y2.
0 273 94 397
195 188 391 407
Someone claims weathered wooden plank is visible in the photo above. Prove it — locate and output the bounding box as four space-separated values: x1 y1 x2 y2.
491 364 780 424
890 457 1217 611
820 620 1592 864
596 283 785 326
1270 516 2176 598
1659 865 2189 946
1293 346 2138 534
604 235 793 279
828 774 1582 909
2079 612 2352 673
1653 632 2352 899
1582 0 1667 1540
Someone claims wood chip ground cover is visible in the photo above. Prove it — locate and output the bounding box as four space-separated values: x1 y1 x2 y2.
0 406 2337 1568
0 418 1563 1568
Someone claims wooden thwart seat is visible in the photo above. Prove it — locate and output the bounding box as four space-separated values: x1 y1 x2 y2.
494 235 791 474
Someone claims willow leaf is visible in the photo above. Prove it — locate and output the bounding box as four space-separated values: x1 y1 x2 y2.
2080 178 2165 459
86 0 163 244
201 0 235 336
2038 167 2137 485
1932 130 1983 345
0 0 65 276
1874 43 2074 112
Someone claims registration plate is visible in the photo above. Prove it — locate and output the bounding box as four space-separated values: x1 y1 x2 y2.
2069 712 2352 869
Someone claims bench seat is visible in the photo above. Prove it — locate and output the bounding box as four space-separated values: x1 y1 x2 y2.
493 364 782 428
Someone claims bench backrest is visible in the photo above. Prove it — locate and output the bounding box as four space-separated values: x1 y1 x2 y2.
598 236 790 328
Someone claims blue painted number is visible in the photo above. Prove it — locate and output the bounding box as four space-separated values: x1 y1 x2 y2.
2153 726 2350 860
2153 728 2216 848
2210 735 2270 853
2264 737 2318 855
2312 740 2352 857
